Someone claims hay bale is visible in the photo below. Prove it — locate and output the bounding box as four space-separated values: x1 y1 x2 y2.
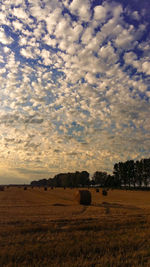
0 186 4 191
102 189 107 196
75 190 91 205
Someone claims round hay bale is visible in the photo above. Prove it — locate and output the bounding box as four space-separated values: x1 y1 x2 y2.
0 186 4 191
102 189 107 196
75 190 91 205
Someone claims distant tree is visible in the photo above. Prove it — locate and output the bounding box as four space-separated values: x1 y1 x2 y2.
53 174 63 187
30 180 37 186
125 160 135 188
113 163 122 188
39 179 48 186
113 158 150 189
118 161 128 187
142 158 150 187
51 171 89 188
92 171 108 187
135 160 143 188
104 174 115 188
31 178 48 187
80 171 90 186
47 178 54 187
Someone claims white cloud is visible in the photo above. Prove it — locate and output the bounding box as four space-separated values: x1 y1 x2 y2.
28 0 56 20
19 36 28 46
115 26 135 48
0 28 13 44
20 47 34 59
13 7 28 20
69 0 91 21
132 11 140 20
45 8 62 35
12 20 23 31
94 5 107 20
142 61 150 75
43 34 57 47
81 26 93 44
0 10 7 25
70 24 83 42
20 46 40 59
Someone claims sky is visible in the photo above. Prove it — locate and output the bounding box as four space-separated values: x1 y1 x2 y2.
0 0 150 184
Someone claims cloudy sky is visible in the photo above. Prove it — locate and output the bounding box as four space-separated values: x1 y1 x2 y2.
0 0 150 184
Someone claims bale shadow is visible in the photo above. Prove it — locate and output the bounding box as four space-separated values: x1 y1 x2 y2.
52 203 68 207
93 202 141 211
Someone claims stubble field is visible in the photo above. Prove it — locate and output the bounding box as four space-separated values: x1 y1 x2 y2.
0 187 150 267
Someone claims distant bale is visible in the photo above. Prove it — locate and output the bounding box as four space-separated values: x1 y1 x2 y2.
102 189 107 196
0 186 4 191
75 190 91 205
96 188 99 193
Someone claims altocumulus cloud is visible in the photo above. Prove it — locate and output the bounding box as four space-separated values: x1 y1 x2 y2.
0 0 150 183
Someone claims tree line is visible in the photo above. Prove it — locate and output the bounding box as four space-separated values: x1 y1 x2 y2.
113 158 150 188
30 158 150 189
31 171 90 188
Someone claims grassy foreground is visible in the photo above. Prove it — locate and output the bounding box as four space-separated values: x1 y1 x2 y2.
0 187 150 267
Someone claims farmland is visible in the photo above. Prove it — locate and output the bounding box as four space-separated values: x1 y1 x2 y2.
0 187 150 266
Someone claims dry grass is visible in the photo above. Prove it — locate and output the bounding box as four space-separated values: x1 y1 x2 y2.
0 187 150 266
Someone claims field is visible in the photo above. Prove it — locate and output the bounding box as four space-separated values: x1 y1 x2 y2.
0 187 150 267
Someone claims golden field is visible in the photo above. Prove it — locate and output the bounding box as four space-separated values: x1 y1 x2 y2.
0 187 150 266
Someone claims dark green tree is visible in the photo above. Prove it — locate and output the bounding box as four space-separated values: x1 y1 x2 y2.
113 163 122 187
135 160 143 188
92 171 108 187
142 158 150 187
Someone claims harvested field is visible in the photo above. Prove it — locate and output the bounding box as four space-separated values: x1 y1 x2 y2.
0 187 150 266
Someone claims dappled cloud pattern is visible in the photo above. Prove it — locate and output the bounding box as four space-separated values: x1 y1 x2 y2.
0 0 150 183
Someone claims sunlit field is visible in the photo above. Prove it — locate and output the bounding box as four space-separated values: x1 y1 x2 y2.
0 187 150 266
